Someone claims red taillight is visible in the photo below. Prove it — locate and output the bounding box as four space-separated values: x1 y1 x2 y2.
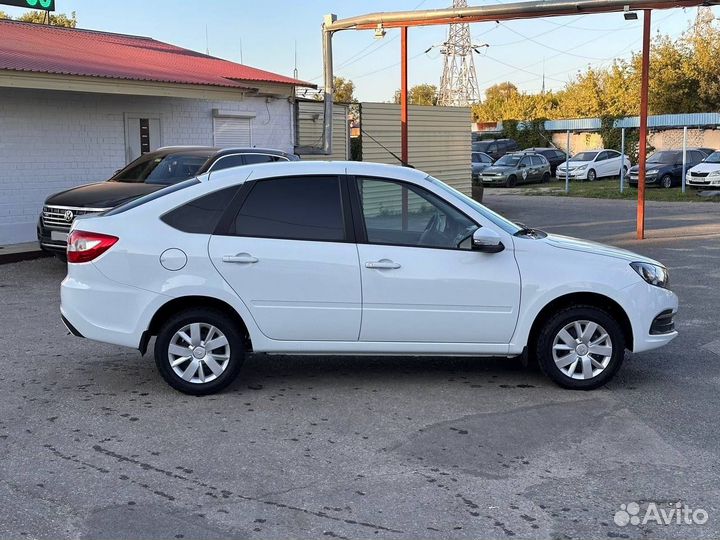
67 230 118 263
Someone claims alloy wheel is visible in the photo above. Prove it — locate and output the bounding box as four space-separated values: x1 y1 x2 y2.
551 320 613 380
168 323 231 384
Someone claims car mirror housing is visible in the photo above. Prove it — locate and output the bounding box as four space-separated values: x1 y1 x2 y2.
472 228 505 253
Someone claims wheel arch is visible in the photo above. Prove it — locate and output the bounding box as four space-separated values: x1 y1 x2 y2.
526 292 634 354
140 295 253 355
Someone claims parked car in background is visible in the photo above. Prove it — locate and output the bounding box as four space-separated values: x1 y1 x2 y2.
60 160 678 394
524 147 567 176
628 149 709 189
481 152 551 187
38 147 298 259
556 149 631 181
472 151 494 182
686 150 720 188
472 138 519 161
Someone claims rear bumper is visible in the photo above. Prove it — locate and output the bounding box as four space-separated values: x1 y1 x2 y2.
61 262 168 349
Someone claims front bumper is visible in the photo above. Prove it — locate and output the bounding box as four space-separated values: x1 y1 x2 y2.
686 176 720 187
481 174 509 185
556 169 587 180
622 279 679 353
627 174 659 185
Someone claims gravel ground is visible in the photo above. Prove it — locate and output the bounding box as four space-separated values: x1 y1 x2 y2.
1 194 719 539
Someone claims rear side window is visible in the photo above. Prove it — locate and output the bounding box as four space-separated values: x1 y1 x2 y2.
243 154 284 165
233 176 345 241
210 154 245 172
161 185 241 233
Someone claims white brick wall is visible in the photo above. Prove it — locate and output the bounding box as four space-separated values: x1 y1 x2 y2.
0 88 293 245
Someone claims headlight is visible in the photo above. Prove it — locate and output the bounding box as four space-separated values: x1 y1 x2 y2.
647 169 659 175
577 164 588 170
708 170 720 177
630 262 669 288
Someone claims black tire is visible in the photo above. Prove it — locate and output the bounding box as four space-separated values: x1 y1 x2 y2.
154 308 245 395
535 305 625 390
660 174 673 189
587 169 597 182
541 172 551 183
506 175 517 188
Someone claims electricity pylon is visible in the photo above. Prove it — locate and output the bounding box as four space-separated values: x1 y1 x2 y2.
438 0 481 106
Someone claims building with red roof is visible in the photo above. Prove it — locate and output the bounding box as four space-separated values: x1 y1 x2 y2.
0 19 314 245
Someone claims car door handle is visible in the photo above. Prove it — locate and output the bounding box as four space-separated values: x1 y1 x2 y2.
222 253 258 264
365 260 401 270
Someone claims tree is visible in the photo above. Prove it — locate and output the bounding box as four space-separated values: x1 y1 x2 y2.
333 76 356 103
0 9 77 27
393 84 438 105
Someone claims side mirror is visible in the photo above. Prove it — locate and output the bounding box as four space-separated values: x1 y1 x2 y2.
472 228 505 253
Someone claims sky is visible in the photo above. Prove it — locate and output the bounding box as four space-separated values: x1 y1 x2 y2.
1 0 713 102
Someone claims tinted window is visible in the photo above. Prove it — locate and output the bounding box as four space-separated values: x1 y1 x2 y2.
105 178 200 216
573 152 599 161
472 153 480 163
530 156 544 166
358 177 478 250
161 186 240 233
112 153 212 184
243 154 283 165
555 150 567 159
689 151 704 163
210 154 245 172
481 154 493 163
596 151 609 161
233 176 344 241
519 157 532 167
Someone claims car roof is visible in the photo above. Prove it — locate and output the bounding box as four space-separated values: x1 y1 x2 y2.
201 160 431 186
155 146 294 157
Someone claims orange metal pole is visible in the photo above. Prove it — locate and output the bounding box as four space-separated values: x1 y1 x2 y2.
637 8 651 240
401 26 409 230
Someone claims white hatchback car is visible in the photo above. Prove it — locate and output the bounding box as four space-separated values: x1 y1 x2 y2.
556 149 631 181
61 161 678 395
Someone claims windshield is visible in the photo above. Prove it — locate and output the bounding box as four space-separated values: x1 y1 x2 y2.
111 153 212 184
571 152 598 162
704 151 720 164
495 155 521 167
472 141 491 151
647 151 678 164
428 175 521 235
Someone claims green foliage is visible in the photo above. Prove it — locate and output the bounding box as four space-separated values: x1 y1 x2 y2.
3 10 77 27
501 119 554 149
473 14 720 122
598 116 651 165
393 84 439 105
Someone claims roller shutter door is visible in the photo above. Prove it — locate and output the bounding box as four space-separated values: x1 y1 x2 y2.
213 117 252 147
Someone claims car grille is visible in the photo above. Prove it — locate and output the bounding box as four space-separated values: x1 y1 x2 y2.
41 206 109 231
691 172 709 177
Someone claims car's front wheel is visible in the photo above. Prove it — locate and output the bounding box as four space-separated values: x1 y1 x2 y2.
661 174 673 189
535 306 625 390
506 175 517 188
587 169 597 182
154 308 245 395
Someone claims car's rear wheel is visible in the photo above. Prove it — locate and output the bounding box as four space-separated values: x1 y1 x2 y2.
535 306 625 390
661 174 673 189
506 175 517 188
154 308 245 395
587 169 597 182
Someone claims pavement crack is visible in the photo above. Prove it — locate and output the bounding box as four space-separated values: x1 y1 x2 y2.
51 444 405 534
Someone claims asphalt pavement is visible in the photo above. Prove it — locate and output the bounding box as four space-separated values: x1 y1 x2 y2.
1 192 719 539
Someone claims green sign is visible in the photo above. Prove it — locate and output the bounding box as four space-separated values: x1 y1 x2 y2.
0 0 55 11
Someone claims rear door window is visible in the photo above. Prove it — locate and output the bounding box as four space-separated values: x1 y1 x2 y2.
233 176 345 241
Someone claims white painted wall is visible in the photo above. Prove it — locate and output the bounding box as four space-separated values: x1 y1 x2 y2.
0 88 293 245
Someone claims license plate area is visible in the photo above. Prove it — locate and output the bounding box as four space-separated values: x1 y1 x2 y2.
51 231 69 243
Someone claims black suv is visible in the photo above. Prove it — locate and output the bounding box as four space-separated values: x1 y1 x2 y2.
38 147 298 258
471 138 519 161
523 147 567 176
